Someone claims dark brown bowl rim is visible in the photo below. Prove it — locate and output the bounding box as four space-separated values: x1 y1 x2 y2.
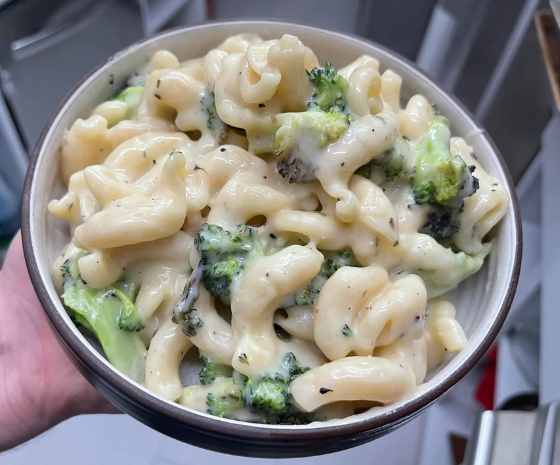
21 20 522 442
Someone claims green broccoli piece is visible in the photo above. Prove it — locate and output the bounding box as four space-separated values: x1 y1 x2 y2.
420 162 479 246
277 109 350 150
420 203 462 248
180 377 244 419
206 392 243 418
246 109 350 183
198 224 263 303
110 287 144 332
242 376 289 412
276 109 350 182
181 354 313 424
409 117 480 246
241 353 311 423
307 62 349 113
62 280 147 383
199 355 233 385
111 86 143 120
414 243 492 298
412 117 477 206
245 62 350 184
283 249 357 308
356 137 407 182
59 252 146 381
201 90 226 141
173 224 264 337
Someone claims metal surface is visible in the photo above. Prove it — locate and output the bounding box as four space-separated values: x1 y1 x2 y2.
475 0 541 120
552 0 560 26
0 0 143 147
463 412 496 465
464 409 551 464
10 0 114 61
356 0 437 61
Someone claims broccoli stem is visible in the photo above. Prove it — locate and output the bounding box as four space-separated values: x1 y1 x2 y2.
62 281 146 383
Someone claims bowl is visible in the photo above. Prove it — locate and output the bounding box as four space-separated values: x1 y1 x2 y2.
21 21 522 458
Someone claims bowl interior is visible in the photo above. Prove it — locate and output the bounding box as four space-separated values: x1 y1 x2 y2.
26 21 520 431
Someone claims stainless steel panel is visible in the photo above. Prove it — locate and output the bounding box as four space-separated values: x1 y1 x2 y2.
0 0 143 148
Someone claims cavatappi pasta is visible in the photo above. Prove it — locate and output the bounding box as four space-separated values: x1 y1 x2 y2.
49 33 509 424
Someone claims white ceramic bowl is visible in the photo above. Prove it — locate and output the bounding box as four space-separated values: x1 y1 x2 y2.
22 21 521 458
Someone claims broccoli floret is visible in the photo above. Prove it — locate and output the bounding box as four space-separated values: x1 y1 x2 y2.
112 85 143 103
242 376 289 412
283 249 357 308
110 287 144 332
246 62 350 185
199 355 233 385
201 90 226 141
420 204 462 247
307 62 349 112
62 280 147 383
206 392 243 418
415 244 492 298
61 252 144 332
354 162 372 180
181 377 244 419
276 109 351 183
412 117 477 206
419 168 480 248
356 138 407 182
410 117 479 246
246 109 351 183
181 355 313 424
173 224 263 337
241 353 311 423
111 86 143 120
198 224 263 303
277 109 350 150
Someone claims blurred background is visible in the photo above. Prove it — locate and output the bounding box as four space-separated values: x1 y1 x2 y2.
0 0 558 463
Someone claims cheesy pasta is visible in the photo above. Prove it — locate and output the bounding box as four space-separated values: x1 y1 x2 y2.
49 33 509 425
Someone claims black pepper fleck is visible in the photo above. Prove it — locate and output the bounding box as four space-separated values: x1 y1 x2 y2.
342 324 352 336
319 387 333 394
220 147 226 152
154 94 161 100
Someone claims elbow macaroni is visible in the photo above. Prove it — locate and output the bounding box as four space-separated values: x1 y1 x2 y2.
49 33 509 423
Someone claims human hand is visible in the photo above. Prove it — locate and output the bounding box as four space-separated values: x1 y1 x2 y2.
0 232 117 452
